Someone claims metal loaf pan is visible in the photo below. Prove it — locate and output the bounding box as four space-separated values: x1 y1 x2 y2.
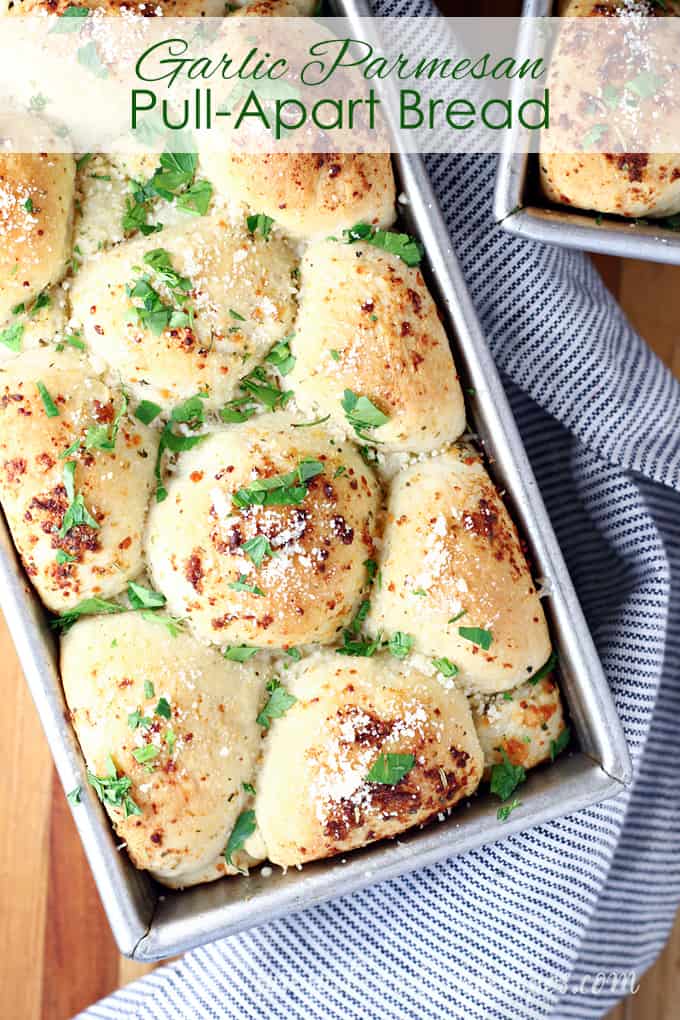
0 0 632 961
495 0 680 264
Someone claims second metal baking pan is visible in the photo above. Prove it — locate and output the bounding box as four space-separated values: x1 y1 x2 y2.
0 0 632 961
495 0 680 264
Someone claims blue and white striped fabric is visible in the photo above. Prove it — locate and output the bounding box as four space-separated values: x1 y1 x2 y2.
79 48 680 1020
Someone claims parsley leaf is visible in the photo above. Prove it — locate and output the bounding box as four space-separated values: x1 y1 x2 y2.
343 223 424 266
84 392 128 452
490 750 526 802
144 680 155 699
224 645 259 662
132 744 159 764
242 782 256 795
140 610 184 637
155 697 171 719
87 756 140 817
242 534 275 567
550 727 571 761
387 631 413 659
366 752 415 785
176 179 213 216
228 574 265 596
497 797 521 822
232 459 323 509
246 212 274 239
224 809 256 867
135 399 162 425
36 380 59 418
458 626 492 651
341 389 389 440
0 321 23 352
433 657 458 678
50 6 89 33
266 339 296 376
528 650 557 685
127 581 166 610
66 786 82 805
52 596 123 632
256 678 297 729
59 460 99 538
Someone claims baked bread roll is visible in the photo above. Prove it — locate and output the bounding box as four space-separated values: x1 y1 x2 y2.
253 651 483 867
9 0 228 12
70 217 297 410
290 241 466 452
200 153 396 240
145 417 381 649
540 0 680 218
61 613 266 887
367 449 551 694
0 151 75 327
471 675 565 776
0 349 158 611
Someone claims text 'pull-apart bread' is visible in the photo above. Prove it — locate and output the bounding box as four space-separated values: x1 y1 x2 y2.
70 217 297 411
201 153 396 240
290 241 466 452
0 150 75 327
61 613 266 887
367 448 551 694
145 417 381 650
252 651 484 867
0 349 157 612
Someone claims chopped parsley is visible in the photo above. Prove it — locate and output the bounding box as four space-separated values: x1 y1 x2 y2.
341 389 389 441
224 809 256 868
84 392 128 451
256 678 297 729
433 657 458 678
23 197 34 213
246 212 274 239
242 782 256 795
36 381 59 418
52 596 122 632
490 750 526 802
228 574 265 596
132 744 159 765
127 248 193 336
140 611 185 637
458 626 492 651
497 798 521 822
448 610 466 624
224 645 259 662
266 339 296 376
242 534 275 567
59 460 99 538
528 650 557 685
144 679 155 699
286 647 301 661
0 321 24 353
122 150 212 236
66 786 82 805
87 755 140 817
55 549 77 565
232 458 323 509
50 6 89 33
550 727 571 761
176 178 213 216
171 392 207 425
220 365 292 423
30 292 51 318
366 752 415 785
343 223 423 266
292 415 331 429
128 710 153 730
387 631 413 659
165 729 176 754
135 399 163 425
155 697 172 719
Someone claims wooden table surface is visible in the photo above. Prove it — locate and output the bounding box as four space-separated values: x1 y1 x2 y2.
1 253 678 1019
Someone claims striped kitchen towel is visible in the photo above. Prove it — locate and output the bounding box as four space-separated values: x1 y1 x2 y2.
78 8 680 1016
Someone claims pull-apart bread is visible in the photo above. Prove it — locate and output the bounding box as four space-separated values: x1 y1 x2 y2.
0 8 565 890
540 0 680 218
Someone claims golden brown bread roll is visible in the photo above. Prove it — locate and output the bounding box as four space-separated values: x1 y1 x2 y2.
70 217 297 410
290 240 466 452
0 349 158 612
540 0 680 218
0 151 75 327
145 417 381 650
367 448 551 694
253 651 484 867
200 153 396 240
470 675 565 777
61 613 266 887
9 0 228 12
